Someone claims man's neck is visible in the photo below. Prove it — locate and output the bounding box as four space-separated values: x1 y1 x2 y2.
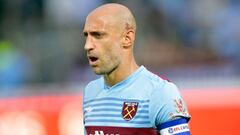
104 62 139 87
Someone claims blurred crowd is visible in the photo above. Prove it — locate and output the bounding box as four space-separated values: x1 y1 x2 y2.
0 0 239 90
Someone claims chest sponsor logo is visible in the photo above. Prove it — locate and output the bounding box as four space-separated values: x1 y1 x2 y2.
122 102 138 121
89 131 120 135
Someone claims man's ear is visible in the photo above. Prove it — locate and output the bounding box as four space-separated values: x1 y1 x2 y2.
122 29 135 49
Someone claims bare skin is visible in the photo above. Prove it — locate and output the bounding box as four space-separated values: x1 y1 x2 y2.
83 3 138 87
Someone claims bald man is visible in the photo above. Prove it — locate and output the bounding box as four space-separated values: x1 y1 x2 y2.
83 3 191 135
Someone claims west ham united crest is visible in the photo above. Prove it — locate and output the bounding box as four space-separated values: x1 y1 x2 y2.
122 102 138 121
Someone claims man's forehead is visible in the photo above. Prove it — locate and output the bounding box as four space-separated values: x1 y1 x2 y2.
83 3 135 33
84 8 122 32
84 15 112 32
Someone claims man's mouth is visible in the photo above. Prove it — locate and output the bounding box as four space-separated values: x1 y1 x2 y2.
88 56 99 65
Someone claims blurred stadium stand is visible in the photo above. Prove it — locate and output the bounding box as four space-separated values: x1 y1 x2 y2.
0 0 239 88
0 0 240 135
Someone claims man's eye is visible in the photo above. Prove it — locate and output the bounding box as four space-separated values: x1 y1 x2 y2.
83 32 88 37
91 32 102 39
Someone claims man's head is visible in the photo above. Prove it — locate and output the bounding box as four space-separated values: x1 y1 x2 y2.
83 3 136 75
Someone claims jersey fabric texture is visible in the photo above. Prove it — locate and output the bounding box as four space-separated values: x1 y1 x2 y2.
83 66 190 135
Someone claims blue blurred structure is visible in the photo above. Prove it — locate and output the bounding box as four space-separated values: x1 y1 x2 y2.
211 0 240 69
0 40 31 91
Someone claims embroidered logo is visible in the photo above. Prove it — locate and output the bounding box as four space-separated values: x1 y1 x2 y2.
85 107 93 114
122 102 138 121
174 99 187 114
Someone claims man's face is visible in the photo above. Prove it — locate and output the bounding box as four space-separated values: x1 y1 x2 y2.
83 15 122 75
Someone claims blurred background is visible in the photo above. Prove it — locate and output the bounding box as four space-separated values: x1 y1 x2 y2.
0 0 239 135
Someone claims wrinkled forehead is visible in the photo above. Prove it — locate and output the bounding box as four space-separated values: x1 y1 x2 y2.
84 14 118 33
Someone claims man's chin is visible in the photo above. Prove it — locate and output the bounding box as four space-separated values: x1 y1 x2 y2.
92 67 103 75
93 71 103 75
91 66 116 75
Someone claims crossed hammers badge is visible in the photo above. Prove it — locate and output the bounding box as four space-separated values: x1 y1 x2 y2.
122 102 138 121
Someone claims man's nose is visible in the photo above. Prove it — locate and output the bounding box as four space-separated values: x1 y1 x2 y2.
84 37 94 52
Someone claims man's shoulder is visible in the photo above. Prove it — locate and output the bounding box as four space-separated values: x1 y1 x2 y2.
84 77 104 99
144 68 170 81
141 68 178 94
85 77 103 90
142 68 169 87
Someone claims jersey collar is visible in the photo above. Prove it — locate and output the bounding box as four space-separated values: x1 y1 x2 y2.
103 65 146 90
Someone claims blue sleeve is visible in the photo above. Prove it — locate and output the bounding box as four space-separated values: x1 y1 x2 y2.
157 118 190 135
149 81 190 128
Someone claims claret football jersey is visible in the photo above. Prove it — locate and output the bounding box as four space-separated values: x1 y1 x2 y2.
83 66 190 135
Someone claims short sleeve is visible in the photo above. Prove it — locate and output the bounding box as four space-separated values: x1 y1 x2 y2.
149 81 190 127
